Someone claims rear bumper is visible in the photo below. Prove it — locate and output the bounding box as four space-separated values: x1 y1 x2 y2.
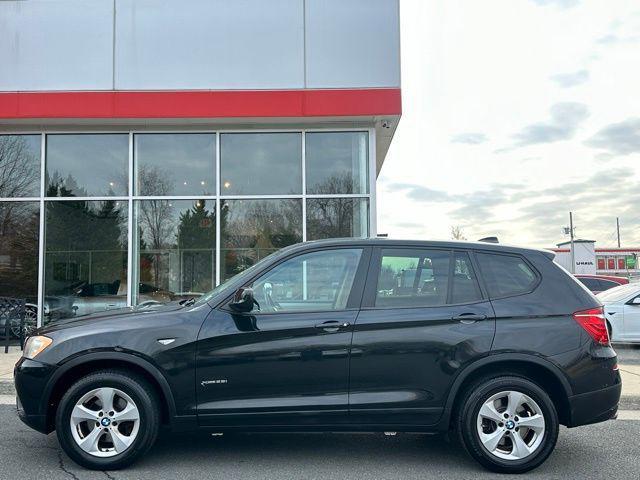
567 382 621 427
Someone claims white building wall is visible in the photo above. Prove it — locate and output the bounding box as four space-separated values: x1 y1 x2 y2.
0 0 400 92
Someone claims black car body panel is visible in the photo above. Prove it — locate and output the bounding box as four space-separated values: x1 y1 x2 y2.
14 239 620 436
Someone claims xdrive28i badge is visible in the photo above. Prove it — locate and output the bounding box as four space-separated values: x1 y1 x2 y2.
201 379 228 387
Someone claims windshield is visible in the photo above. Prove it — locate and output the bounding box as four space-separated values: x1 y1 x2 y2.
597 283 639 302
193 250 284 306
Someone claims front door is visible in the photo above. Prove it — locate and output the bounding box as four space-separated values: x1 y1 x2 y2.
349 247 495 426
196 247 369 427
623 294 640 341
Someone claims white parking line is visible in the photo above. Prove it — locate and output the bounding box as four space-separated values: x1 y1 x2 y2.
617 410 640 421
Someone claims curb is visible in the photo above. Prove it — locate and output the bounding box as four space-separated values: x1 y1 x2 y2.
0 381 14 396
1 379 640 411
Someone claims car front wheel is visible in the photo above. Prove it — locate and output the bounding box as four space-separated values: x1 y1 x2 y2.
456 375 559 474
55 370 160 470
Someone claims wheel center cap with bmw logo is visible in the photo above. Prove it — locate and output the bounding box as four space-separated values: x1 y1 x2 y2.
505 420 515 430
101 418 111 427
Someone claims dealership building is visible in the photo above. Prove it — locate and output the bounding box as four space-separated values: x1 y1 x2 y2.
0 0 401 326
552 240 640 277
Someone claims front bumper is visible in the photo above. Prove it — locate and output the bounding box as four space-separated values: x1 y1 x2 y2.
567 382 622 427
14 357 57 434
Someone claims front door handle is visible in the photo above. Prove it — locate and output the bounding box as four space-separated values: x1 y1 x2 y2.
314 320 351 332
452 313 487 324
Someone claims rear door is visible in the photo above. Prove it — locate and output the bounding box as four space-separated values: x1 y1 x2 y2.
349 247 495 426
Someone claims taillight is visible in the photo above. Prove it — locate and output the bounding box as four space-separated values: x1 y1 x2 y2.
573 307 610 346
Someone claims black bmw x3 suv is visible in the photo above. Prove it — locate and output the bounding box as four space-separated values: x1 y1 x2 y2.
15 239 620 473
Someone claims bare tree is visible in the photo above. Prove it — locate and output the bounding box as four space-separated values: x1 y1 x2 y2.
137 166 175 284
0 135 39 198
450 225 467 241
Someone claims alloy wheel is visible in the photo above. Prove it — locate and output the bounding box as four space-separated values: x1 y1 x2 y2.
476 390 546 461
69 387 140 458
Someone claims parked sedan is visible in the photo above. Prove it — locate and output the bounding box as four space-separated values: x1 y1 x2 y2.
575 274 628 294
598 283 640 343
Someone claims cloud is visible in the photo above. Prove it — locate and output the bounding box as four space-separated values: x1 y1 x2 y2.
550 69 589 88
511 102 589 147
530 0 580 8
585 117 640 155
596 34 619 45
385 166 640 247
450 132 488 145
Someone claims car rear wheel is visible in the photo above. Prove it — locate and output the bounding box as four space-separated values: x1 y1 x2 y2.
55 370 160 470
456 376 559 474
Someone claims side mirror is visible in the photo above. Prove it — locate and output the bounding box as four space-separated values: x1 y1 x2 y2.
229 287 257 313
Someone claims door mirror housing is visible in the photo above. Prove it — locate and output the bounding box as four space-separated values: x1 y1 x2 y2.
229 287 257 313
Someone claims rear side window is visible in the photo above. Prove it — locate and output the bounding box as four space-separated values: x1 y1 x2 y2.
451 252 483 304
476 253 538 298
374 249 482 307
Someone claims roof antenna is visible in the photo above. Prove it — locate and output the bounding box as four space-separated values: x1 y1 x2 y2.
478 236 499 244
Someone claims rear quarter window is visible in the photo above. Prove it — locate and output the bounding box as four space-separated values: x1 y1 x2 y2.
476 252 538 298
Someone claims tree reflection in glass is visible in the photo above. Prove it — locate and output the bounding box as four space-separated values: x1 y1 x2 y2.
0 135 41 198
306 195 369 241
136 199 216 303
0 201 40 328
44 200 128 321
220 199 302 281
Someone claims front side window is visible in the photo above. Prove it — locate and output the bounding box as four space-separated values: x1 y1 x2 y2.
375 249 450 307
476 252 537 298
250 249 363 313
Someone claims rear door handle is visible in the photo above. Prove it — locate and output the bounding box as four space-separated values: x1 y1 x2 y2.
314 320 351 332
452 313 487 324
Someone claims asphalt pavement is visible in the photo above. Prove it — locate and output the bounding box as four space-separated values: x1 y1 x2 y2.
0 403 638 480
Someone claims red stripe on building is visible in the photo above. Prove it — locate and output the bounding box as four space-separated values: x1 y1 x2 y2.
0 88 401 119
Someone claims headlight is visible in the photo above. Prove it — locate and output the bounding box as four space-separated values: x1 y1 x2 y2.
23 336 53 359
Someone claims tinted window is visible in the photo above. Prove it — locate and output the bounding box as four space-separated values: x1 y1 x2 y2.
375 249 450 307
598 279 620 291
251 249 362 313
451 252 482 304
578 277 600 291
477 253 537 298
220 133 301 195
305 132 368 194
135 133 215 196
0 135 41 198
306 197 369 240
46 134 129 197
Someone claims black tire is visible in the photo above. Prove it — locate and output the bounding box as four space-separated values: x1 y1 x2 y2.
455 375 559 474
55 370 160 470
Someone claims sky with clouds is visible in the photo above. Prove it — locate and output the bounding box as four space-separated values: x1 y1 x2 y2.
378 0 640 249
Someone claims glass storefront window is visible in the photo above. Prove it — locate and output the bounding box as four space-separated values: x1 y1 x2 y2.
220 199 302 281
134 133 216 196
46 134 129 197
0 201 39 331
0 129 373 326
135 199 216 303
44 200 128 321
305 132 368 194
220 133 302 195
0 135 41 198
306 198 369 240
